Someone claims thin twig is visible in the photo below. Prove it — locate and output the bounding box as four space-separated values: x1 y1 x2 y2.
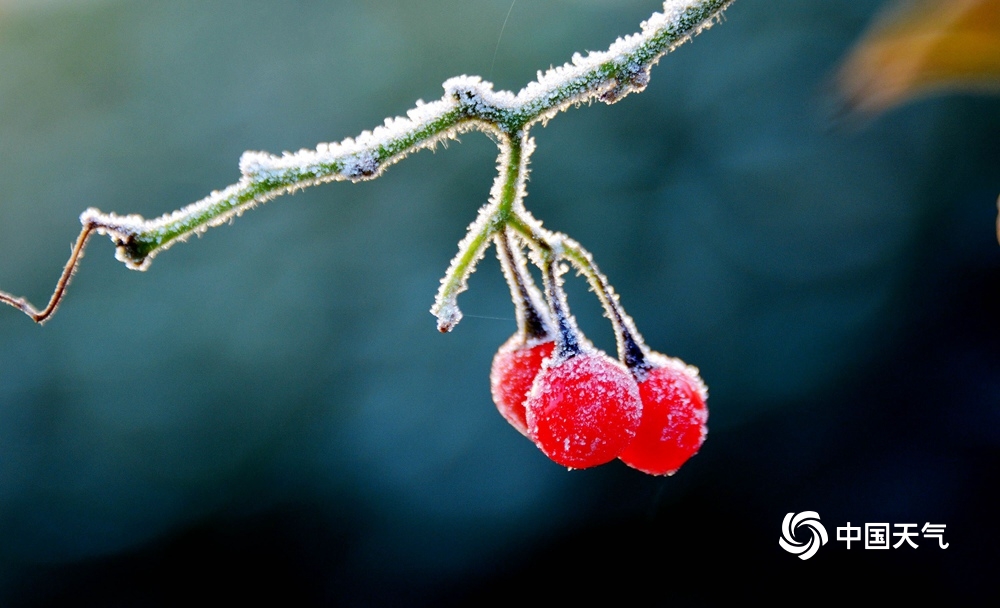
0 223 94 324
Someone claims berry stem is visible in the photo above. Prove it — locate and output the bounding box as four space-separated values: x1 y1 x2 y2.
540 252 583 359
495 229 553 341
507 211 652 375
565 250 652 376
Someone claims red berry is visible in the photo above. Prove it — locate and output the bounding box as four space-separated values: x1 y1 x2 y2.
491 336 556 436
618 354 707 476
526 351 642 469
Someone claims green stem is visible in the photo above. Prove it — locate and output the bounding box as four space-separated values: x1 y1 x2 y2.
91 0 731 273
430 135 526 332
1 1 735 324
540 253 583 359
495 229 552 341
507 209 650 369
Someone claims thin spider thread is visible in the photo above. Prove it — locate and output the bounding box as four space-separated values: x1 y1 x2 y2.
488 0 517 82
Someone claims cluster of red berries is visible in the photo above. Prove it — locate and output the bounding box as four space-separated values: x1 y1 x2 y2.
489 232 707 475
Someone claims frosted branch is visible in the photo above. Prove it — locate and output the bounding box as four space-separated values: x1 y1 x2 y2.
1 0 734 324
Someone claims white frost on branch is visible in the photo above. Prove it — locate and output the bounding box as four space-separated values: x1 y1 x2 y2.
85 1 729 269
2 1 733 323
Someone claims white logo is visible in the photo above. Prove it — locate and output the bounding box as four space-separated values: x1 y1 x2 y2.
779 511 828 560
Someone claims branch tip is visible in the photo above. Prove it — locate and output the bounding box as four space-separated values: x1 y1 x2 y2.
0 223 94 324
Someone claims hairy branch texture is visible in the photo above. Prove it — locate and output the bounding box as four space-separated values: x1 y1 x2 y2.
1 0 732 326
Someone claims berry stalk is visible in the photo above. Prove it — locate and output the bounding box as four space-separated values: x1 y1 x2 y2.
539 253 584 360
495 229 552 342
506 212 652 376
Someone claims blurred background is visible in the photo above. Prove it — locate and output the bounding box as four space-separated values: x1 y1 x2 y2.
1 0 997 604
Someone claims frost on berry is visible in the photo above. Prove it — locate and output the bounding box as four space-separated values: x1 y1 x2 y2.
491 336 556 436
618 353 708 476
526 351 641 469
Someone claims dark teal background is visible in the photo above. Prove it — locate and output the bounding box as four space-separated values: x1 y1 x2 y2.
1 1 997 603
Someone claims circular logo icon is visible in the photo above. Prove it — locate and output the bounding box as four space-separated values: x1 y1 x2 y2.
779 511 828 560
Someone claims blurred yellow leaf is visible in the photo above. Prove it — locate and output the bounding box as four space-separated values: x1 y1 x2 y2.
838 0 1000 115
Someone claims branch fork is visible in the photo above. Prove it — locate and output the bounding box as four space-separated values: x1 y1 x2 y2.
1 1 734 325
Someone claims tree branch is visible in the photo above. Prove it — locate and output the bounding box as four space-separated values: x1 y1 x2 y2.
1 0 734 324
